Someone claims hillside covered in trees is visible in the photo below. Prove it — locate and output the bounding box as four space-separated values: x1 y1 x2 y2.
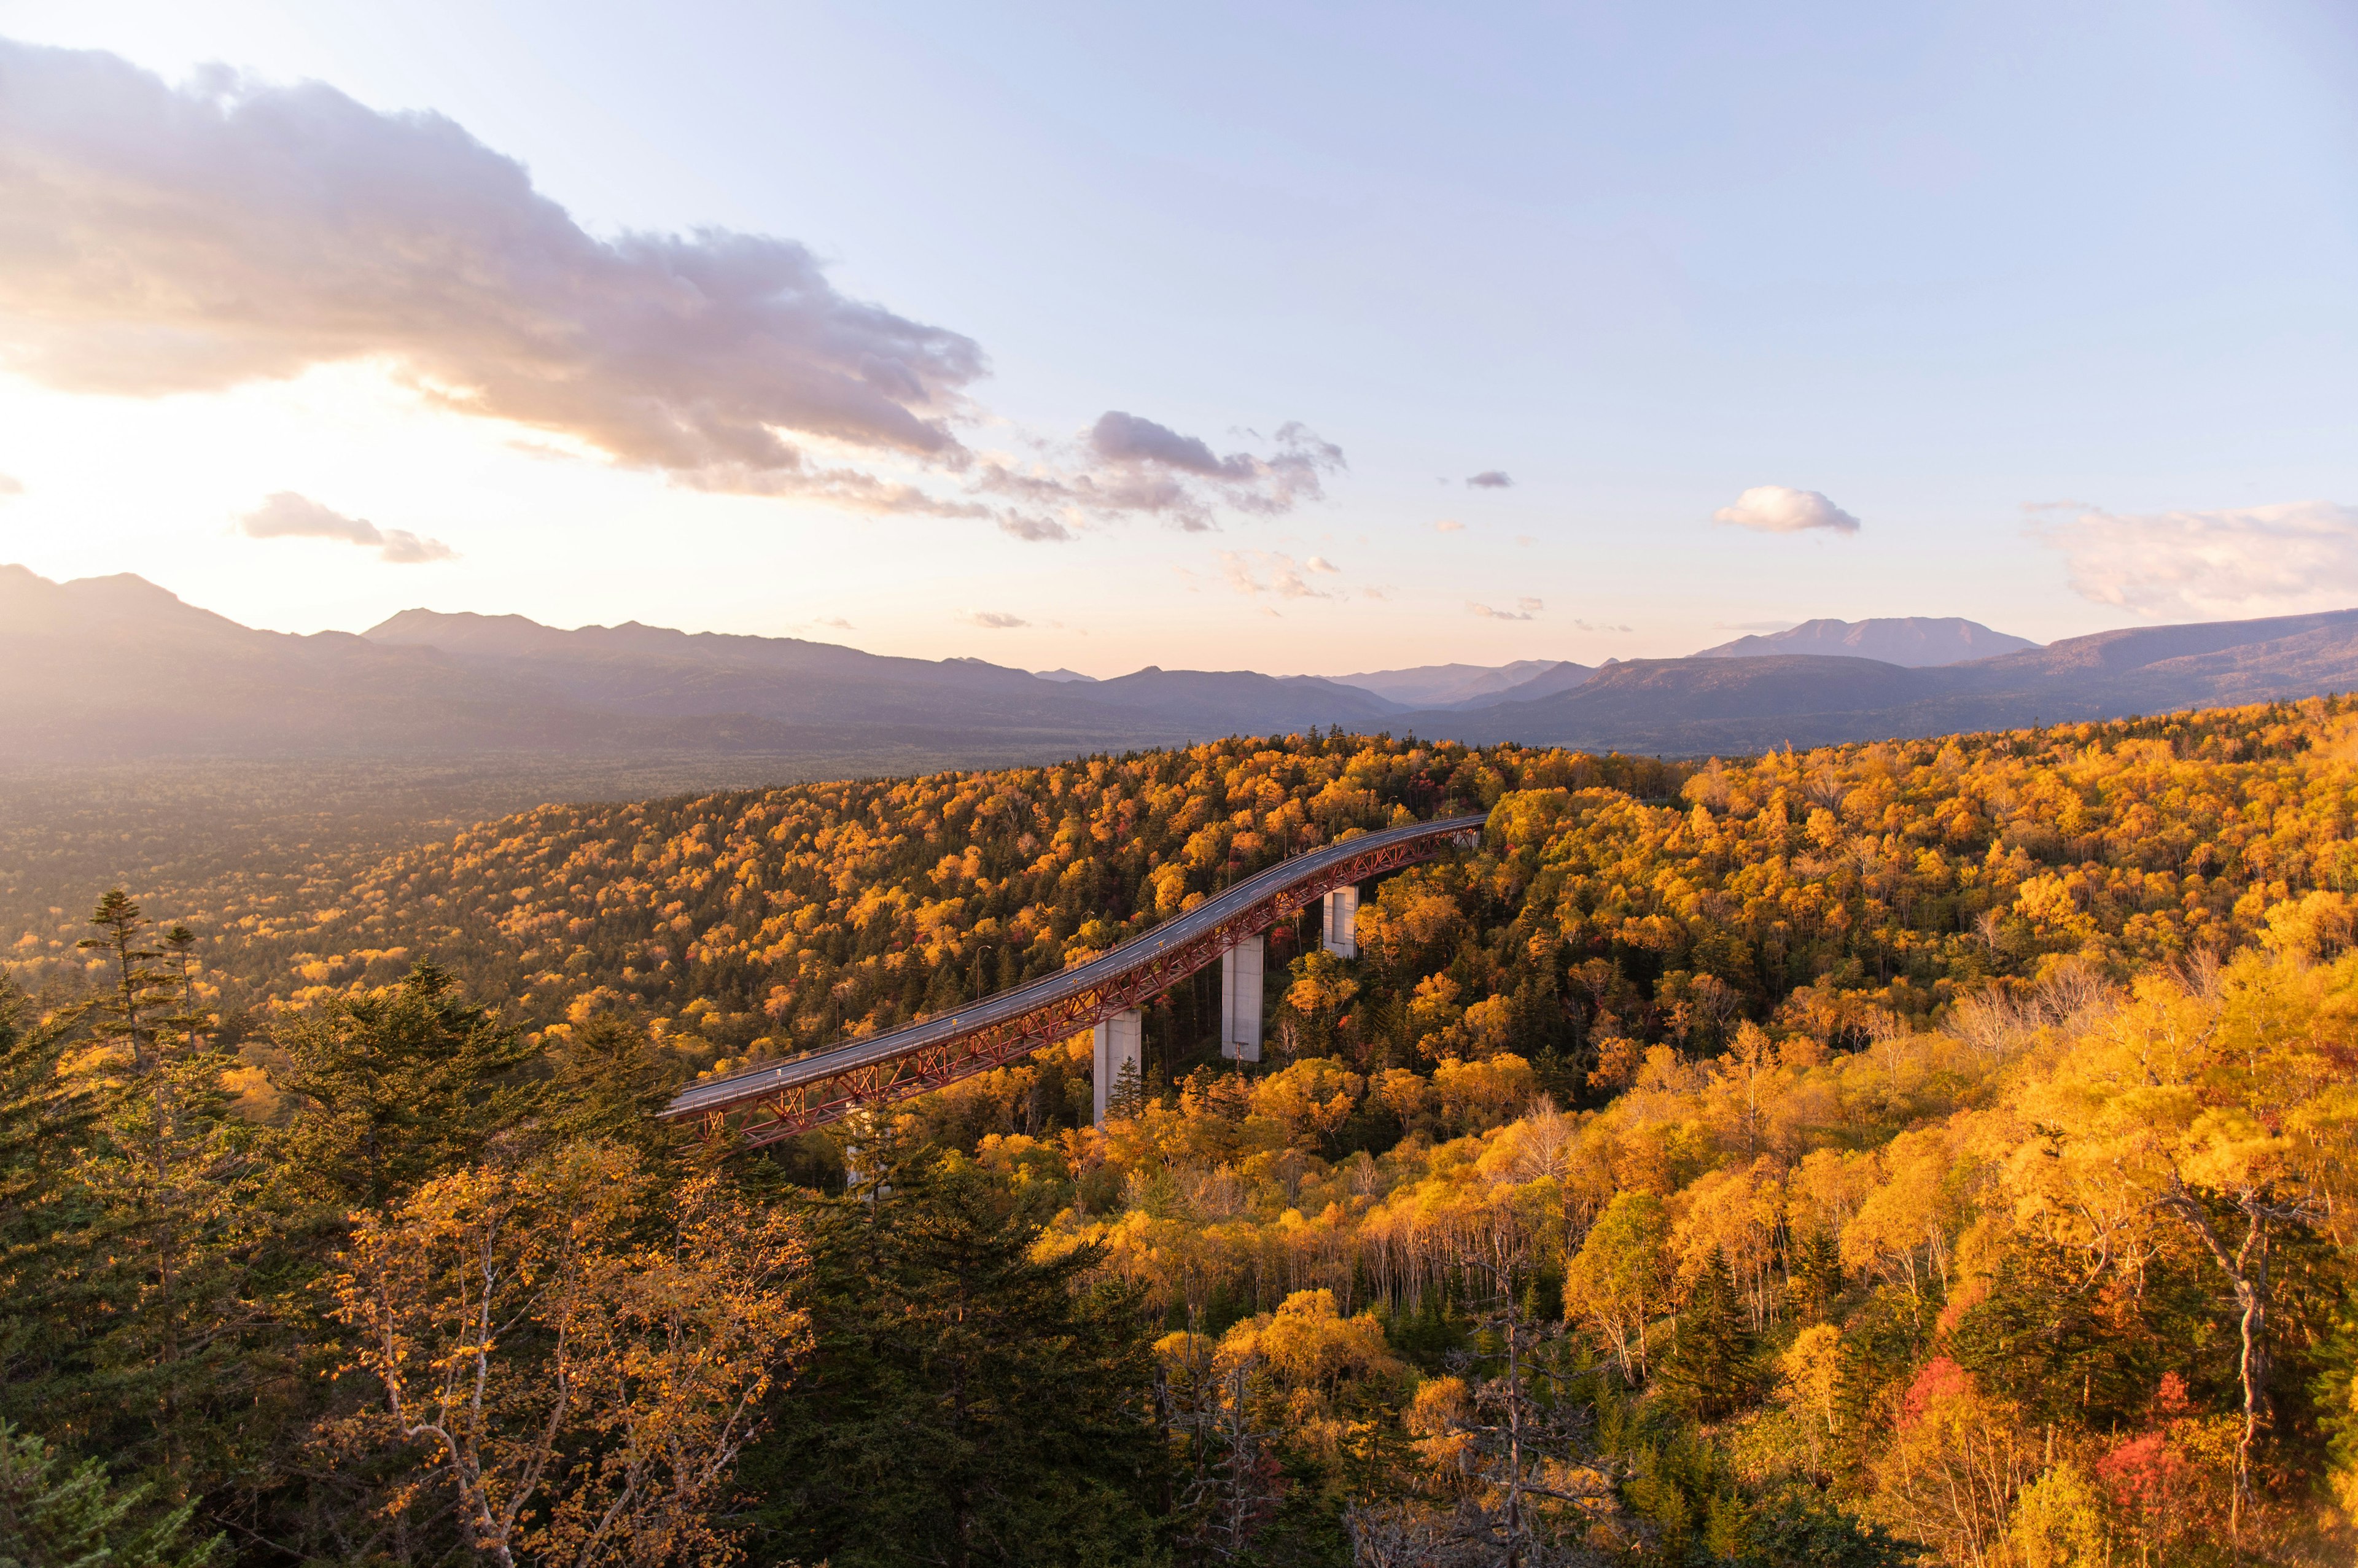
4 697 2357 1564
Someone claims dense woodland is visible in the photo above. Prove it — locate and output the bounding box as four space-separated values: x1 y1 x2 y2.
4 697 2357 1564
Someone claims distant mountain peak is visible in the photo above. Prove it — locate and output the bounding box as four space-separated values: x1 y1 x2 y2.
1691 616 2037 667
1330 658 1573 707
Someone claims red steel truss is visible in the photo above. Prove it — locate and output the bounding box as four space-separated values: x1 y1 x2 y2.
661 814 1484 1148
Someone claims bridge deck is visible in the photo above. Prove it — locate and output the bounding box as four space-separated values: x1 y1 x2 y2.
662 811 1486 1143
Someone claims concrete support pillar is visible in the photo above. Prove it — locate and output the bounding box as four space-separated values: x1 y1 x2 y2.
1321 885 1360 959
1093 1007 1144 1124
1220 933 1264 1063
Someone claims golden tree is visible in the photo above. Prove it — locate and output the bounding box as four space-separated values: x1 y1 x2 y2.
332 1143 809 1567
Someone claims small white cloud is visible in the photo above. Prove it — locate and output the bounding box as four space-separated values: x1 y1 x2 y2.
1713 486 1860 535
814 616 854 630
1305 555 1340 574
1361 586 1389 601
238 491 454 563
962 610 1029 629
1466 470 1513 489
2034 499 2358 618
1469 597 1544 621
0 474 22 499
1714 618 1799 632
1515 534 1536 547
1571 619 1634 633
1434 519 1466 534
1219 549 1335 600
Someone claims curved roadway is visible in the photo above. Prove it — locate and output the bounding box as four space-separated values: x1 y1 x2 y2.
663 811 1487 1120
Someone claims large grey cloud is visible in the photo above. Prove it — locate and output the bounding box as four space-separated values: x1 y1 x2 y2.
0 39 1336 537
239 491 454 562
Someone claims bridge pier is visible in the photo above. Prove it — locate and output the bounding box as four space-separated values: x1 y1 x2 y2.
1321 885 1360 959
1093 1007 1143 1124
1220 933 1264 1062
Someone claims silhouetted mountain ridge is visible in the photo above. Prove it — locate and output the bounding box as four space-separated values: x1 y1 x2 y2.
1691 616 2037 666
1397 608 2358 751
9 565 2357 765
1 569 1400 763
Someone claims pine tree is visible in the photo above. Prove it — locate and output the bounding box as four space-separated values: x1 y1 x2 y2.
744 1159 1167 1567
1789 1227 1845 1325
0 979 95 1427
0 1420 217 1566
271 960 542 1213
69 895 274 1494
1660 1249 1754 1423
76 891 173 1074
1108 1056 1148 1122
547 1011 686 1160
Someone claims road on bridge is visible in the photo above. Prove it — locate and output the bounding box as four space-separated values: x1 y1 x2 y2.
661 810 1488 1146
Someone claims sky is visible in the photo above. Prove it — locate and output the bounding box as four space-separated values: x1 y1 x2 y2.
1 0 2354 677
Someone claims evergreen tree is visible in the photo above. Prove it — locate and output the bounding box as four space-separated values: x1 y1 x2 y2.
271 960 542 1214
68 895 276 1497
0 981 95 1428
1659 1251 1754 1423
0 1421 217 1567
1788 1228 1845 1326
547 1011 687 1160
745 1151 1168 1567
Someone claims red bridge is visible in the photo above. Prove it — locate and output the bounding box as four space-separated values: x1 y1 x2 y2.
661 812 1488 1147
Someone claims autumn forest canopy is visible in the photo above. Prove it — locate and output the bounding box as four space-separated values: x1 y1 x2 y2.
7 697 2358 1564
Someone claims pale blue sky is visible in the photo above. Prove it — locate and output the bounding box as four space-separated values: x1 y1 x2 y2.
1 0 2352 673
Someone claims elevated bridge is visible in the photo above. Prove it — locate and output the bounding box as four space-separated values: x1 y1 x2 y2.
662 812 1488 1147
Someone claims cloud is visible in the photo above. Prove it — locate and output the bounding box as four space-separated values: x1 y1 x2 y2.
996 512 1073 542
0 40 1337 538
2033 499 2358 618
961 610 1029 629
1219 549 1336 600
1466 470 1513 489
0 473 19 498
1714 618 1799 632
1090 413 1238 476
1469 597 1544 621
1305 555 1340 574
1361 586 1389 600
1037 414 1343 534
1515 534 1535 547
1570 619 1634 633
812 616 854 630
1434 519 1466 534
1713 486 1861 535
238 491 454 563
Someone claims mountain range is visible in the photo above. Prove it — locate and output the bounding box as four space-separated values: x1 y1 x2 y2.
9 564 2357 766
1392 609 2358 753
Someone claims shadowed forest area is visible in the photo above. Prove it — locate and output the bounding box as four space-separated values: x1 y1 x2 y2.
5 698 2357 1564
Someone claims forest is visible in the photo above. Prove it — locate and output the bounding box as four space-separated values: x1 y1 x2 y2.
3 695 2356 1564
